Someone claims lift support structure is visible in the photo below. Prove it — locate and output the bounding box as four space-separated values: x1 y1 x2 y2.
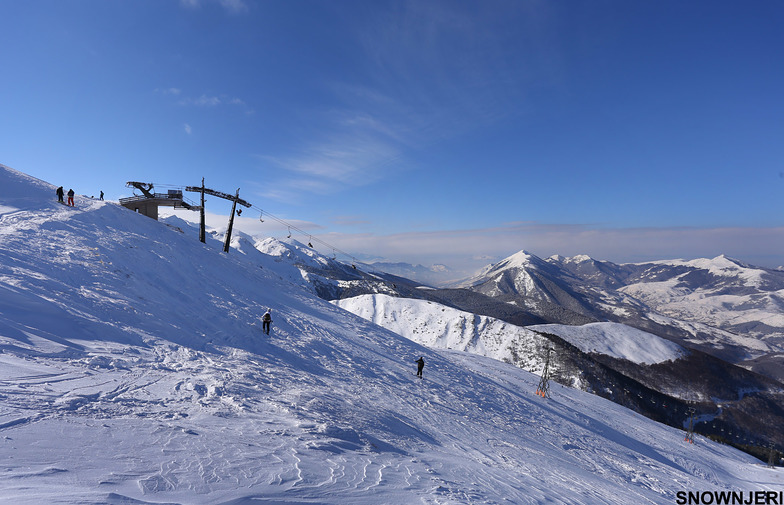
186 179 251 253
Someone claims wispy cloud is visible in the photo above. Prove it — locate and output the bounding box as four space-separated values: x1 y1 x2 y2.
179 0 248 14
184 95 222 107
348 1 557 139
178 94 248 109
219 0 248 13
154 87 182 96
184 123 192 135
158 90 254 115
255 128 406 203
256 1 557 202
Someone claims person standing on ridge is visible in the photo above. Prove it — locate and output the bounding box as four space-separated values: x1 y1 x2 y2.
262 309 272 335
67 188 75 206
56 186 64 203
99 191 104 201
415 356 425 378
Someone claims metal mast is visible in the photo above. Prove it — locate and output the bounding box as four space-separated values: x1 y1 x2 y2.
185 182 251 252
536 346 553 398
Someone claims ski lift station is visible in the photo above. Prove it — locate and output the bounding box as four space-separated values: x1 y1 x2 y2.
119 182 200 220
119 179 251 254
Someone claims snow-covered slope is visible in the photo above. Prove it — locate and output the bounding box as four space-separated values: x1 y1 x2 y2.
332 293 547 374
0 163 781 504
529 322 687 365
334 295 686 368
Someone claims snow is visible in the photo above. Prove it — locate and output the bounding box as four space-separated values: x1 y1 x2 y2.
502 250 540 270
460 250 543 289
332 293 546 373
0 163 781 504
255 235 329 270
566 254 595 264
619 278 784 358
639 256 766 287
644 312 773 357
333 294 685 367
527 322 687 365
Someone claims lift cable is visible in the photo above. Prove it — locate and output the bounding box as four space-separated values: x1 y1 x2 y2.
244 202 359 265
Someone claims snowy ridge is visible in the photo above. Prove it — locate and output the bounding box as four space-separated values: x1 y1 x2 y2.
255 236 331 270
332 294 547 374
528 322 687 365
642 255 764 286
0 163 780 504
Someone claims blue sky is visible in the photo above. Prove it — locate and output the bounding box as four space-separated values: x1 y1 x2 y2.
2 0 783 275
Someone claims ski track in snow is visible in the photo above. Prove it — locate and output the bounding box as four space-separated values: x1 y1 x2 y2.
1 164 783 504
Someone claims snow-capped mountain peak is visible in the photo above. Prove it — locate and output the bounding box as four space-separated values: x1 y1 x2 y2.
501 249 540 268
566 254 595 263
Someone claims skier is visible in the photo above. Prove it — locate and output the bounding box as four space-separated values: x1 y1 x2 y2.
262 309 272 335
67 188 75 206
415 356 425 378
56 186 64 203
99 190 104 201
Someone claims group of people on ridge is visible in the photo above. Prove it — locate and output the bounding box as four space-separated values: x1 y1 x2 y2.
56 186 75 206
56 187 103 206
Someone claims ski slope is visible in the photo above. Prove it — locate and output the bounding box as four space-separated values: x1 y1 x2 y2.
0 164 781 505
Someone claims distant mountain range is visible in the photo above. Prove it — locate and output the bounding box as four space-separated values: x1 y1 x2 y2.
459 251 784 380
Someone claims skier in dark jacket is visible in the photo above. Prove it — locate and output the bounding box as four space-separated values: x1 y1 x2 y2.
67 188 75 206
415 357 425 378
56 186 64 203
262 309 272 335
